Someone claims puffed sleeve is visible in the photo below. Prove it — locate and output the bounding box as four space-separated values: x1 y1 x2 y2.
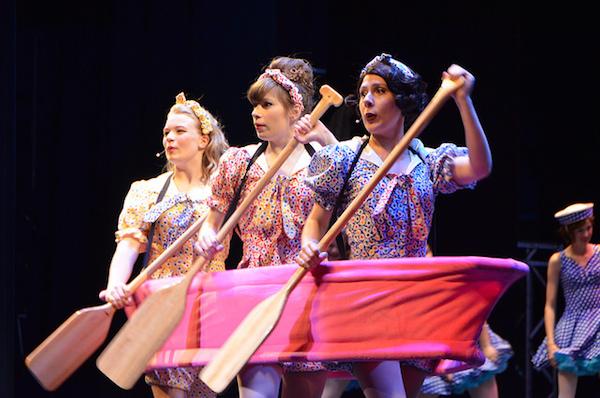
208 147 251 213
114 180 155 247
426 143 476 194
304 144 356 211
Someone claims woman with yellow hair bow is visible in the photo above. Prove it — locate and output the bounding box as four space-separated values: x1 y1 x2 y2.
99 93 229 398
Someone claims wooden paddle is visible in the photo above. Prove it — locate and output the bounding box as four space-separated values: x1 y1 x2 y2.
95 84 345 389
199 77 465 393
24 213 208 391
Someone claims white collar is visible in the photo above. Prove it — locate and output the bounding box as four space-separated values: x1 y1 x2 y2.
167 174 212 201
245 142 321 176
341 137 424 175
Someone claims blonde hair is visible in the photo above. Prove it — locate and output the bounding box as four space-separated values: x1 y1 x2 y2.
247 56 315 115
166 103 229 183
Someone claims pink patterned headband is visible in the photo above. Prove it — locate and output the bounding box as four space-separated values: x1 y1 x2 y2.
259 69 304 112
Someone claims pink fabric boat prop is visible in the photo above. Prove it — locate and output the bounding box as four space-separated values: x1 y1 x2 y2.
125 256 527 374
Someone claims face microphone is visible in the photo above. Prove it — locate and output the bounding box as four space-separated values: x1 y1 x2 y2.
155 150 166 158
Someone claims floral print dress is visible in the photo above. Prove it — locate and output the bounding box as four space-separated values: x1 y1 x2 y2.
306 137 475 372
116 171 228 397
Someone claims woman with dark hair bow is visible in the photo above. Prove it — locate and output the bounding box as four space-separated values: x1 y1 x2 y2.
297 53 492 397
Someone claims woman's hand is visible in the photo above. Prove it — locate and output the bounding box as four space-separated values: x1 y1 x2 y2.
295 239 328 270
482 344 499 363
194 226 224 259
99 282 132 309
442 64 475 100
293 115 335 146
547 342 559 367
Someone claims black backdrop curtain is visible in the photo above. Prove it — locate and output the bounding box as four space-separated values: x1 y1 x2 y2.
6 1 599 397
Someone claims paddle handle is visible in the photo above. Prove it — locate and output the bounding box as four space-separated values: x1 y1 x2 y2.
125 214 208 293
317 78 464 252
310 95 332 126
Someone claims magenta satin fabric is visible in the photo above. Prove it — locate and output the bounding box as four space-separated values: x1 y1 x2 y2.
126 257 527 374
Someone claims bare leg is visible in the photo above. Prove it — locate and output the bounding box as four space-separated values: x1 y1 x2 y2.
151 385 187 398
400 365 427 398
354 361 406 398
468 376 498 398
282 370 328 398
238 364 282 398
321 378 352 398
557 371 578 398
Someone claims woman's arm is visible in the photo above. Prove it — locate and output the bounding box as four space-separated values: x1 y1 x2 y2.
294 114 338 146
479 322 499 362
196 207 226 257
443 65 492 185
544 252 562 366
296 203 333 269
99 238 140 308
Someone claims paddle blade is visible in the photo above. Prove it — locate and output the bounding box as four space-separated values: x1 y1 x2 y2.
96 281 187 389
25 303 114 391
200 288 289 393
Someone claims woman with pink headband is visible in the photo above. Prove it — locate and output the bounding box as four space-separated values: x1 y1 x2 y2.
196 56 337 398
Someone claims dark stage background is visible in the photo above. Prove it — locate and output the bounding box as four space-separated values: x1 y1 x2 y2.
3 0 599 397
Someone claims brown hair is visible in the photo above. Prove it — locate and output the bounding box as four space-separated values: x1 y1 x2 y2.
247 56 315 115
166 104 229 183
559 216 594 244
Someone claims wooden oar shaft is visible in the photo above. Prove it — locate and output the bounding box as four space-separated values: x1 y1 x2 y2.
318 78 463 252
310 97 331 126
127 214 207 292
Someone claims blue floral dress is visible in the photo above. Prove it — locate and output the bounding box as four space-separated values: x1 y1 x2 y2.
532 245 600 376
306 137 474 372
306 137 474 260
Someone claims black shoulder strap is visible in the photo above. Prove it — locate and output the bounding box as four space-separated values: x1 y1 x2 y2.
142 174 172 269
222 142 268 226
408 145 427 163
328 137 370 260
303 143 316 157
